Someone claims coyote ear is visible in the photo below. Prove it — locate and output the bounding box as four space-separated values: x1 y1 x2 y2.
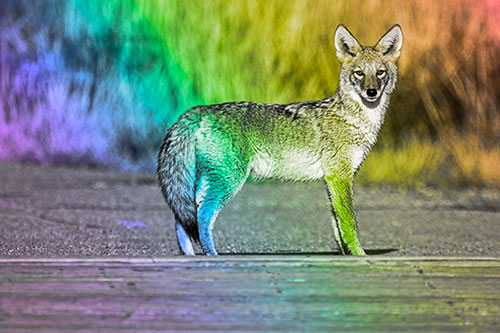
334 24 362 63
375 24 403 62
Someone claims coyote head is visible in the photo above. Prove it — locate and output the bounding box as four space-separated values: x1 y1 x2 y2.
334 24 403 108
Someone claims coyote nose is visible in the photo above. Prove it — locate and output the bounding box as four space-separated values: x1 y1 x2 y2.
367 89 377 97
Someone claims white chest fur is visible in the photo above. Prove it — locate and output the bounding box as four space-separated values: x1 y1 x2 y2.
350 146 368 172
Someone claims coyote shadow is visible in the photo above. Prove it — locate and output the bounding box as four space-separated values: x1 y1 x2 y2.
218 248 398 256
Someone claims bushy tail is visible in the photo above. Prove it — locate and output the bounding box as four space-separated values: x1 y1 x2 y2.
157 111 200 243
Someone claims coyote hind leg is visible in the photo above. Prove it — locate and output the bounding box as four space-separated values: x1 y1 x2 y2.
195 172 247 256
175 219 195 256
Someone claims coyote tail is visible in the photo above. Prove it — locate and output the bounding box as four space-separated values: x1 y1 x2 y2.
157 111 200 243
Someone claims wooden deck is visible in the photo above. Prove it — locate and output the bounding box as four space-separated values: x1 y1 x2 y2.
0 257 499 331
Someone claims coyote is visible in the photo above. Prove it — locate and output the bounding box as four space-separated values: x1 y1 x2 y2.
158 24 403 256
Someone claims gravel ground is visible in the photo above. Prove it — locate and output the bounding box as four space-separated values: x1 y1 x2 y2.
0 162 499 257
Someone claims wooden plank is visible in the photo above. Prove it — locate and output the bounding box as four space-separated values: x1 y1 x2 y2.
0 257 499 331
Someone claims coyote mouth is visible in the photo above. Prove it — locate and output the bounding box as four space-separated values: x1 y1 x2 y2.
364 96 379 102
361 95 381 108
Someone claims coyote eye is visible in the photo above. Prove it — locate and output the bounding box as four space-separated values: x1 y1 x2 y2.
377 69 386 78
353 70 364 79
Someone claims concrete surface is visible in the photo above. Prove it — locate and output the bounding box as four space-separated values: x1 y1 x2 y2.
0 162 499 257
1 257 499 331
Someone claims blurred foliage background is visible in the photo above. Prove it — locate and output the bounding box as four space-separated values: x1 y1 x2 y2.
1 0 499 187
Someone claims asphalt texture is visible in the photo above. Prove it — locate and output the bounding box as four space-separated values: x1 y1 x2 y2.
0 162 499 257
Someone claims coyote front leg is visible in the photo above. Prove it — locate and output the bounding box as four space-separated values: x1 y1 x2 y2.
324 173 366 255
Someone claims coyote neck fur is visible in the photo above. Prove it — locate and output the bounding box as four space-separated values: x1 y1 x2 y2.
317 83 392 150
343 88 389 141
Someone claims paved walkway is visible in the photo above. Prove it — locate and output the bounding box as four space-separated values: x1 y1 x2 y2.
1 163 500 331
0 162 499 257
0 257 499 331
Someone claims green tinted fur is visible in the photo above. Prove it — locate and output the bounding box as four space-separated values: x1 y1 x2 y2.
157 24 403 255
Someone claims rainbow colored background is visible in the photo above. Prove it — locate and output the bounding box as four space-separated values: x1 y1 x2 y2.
1 0 499 186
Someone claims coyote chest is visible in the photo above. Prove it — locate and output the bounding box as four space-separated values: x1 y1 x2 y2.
250 149 324 181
